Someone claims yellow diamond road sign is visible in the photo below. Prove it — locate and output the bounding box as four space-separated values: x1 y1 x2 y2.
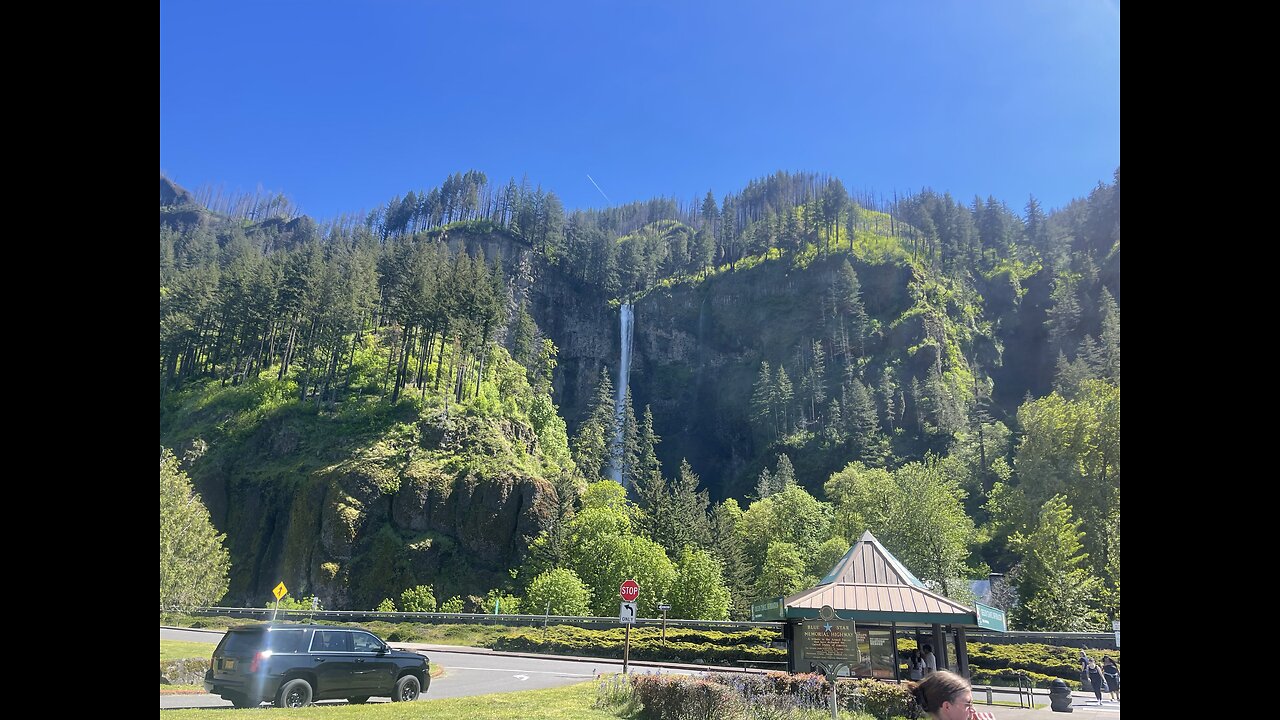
273 582 288 601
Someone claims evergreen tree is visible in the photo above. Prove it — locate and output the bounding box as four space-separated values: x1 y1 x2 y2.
1009 495 1105 631
847 379 885 464
1025 195 1048 253
618 387 640 492
751 361 776 439
1099 288 1121 383
775 367 794 435
710 499 752 619
879 366 898 434
774 454 797 491
571 367 615 482
755 468 775 500
634 405 665 515
652 459 712 556
1046 275 1081 357
160 448 230 609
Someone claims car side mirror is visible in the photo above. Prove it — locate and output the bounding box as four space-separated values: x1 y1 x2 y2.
378 645 389 655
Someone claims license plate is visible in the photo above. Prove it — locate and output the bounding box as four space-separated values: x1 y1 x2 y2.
218 658 236 671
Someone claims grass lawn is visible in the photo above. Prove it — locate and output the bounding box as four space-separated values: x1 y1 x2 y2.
160 680 619 719
161 639 217 662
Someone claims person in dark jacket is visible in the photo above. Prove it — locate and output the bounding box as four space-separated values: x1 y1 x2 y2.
1102 657 1119 701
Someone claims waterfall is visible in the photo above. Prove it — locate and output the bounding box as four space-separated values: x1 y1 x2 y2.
608 303 634 485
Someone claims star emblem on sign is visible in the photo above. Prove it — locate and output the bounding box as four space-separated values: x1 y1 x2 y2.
823 622 833 633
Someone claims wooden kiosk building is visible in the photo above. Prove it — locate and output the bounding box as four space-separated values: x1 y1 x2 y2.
753 531 1006 680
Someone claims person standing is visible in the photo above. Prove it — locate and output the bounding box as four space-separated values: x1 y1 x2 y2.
921 644 937 675
908 649 924 681
1085 658 1105 705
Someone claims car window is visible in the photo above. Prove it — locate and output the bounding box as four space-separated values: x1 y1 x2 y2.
352 631 384 653
267 629 307 653
310 630 352 653
222 630 266 655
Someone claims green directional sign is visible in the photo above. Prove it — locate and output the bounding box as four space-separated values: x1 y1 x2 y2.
975 602 1007 632
751 598 785 621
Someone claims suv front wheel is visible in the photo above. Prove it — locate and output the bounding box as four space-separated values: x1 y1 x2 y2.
392 674 421 702
276 678 314 708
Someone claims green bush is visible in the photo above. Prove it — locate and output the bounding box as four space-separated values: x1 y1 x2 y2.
375 598 396 612
524 568 592 616
492 625 786 665
848 678 917 720
484 589 521 615
399 585 437 612
441 596 465 613
895 638 1120 689
631 674 742 720
266 594 321 610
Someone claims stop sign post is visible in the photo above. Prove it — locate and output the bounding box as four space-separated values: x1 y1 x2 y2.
619 580 639 673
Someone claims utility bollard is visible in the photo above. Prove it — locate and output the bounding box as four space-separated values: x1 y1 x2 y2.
1049 679 1073 713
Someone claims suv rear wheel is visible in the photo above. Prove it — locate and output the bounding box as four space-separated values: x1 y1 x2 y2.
276 678 313 708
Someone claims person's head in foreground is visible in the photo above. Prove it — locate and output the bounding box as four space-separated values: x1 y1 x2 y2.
909 670 974 720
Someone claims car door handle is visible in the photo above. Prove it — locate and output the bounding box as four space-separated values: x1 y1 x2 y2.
355 659 367 663
313 658 326 663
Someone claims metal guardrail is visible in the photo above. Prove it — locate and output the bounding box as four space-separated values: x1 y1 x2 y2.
181 607 786 631
975 672 1035 709
969 630 1113 641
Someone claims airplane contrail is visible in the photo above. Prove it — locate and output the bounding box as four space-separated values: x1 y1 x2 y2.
586 174 612 204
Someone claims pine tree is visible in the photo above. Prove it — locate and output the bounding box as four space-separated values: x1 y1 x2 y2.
634 406 666 519
848 379 885 464
809 341 827 426
1025 195 1048 253
774 454 797 492
1046 275 1082 357
751 362 776 439
160 448 230 609
1010 495 1105 631
571 367 615 482
618 388 640 492
664 459 712 554
879 366 898 433
775 367 794 435
1076 336 1104 377
710 500 752 619
1099 288 1120 383
754 465 775 499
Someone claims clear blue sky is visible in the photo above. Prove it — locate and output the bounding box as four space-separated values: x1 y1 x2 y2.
160 1 1119 222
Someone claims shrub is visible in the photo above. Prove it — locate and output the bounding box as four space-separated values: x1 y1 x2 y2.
399 585 437 612
631 674 742 720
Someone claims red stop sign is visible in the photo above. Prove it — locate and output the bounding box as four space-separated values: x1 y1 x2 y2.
620 579 640 602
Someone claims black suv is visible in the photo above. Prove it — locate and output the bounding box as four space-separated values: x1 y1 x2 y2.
203 624 430 708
